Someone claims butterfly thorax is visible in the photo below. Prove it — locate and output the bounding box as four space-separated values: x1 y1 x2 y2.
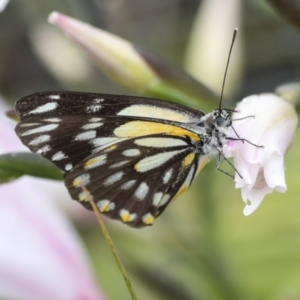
191 109 232 157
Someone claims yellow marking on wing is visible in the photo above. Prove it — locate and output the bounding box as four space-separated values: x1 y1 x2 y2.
182 153 195 167
173 185 188 201
120 210 135 222
103 144 118 152
114 121 199 142
85 158 98 168
97 200 116 212
73 179 81 187
99 202 110 212
79 192 88 201
196 155 210 176
73 174 90 187
142 213 154 225
85 156 105 168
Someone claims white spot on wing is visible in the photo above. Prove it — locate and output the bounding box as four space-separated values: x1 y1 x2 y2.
142 213 154 224
91 137 127 154
117 104 192 122
29 134 50 145
43 118 61 122
65 163 73 171
97 200 115 212
159 194 170 207
122 149 140 157
103 171 124 186
74 130 97 141
22 124 58 136
36 144 51 154
82 123 103 130
91 137 119 147
153 192 163 206
73 174 90 187
48 94 60 100
84 154 107 170
121 180 136 190
119 209 136 222
109 160 129 169
89 117 102 122
134 137 187 148
135 182 149 201
163 169 173 184
28 102 58 115
78 191 89 201
86 105 102 113
20 123 40 127
93 98 104 103
135 150 185 173
52 151 68 161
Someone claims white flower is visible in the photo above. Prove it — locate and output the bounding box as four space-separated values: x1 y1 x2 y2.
224 93 298 215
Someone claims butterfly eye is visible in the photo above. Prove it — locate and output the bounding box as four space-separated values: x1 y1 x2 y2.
215 115 225 127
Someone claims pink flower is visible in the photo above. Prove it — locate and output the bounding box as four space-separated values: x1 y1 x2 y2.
0 99 105 300
224 93 298 215
47 12 157 93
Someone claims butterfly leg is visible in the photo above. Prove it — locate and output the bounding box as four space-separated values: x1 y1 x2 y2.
226 137 263 148
215 150 243 179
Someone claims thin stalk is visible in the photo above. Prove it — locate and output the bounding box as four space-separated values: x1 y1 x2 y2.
81 185 138 300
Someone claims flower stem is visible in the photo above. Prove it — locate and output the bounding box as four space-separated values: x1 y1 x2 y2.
81 185 138 300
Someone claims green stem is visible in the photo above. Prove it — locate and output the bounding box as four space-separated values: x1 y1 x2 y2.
82 185 138 300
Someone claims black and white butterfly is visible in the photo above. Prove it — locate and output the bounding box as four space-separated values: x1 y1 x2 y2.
15 91 234 227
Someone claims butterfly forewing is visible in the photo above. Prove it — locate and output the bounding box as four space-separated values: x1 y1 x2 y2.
15 91 208 227
15 91 204 120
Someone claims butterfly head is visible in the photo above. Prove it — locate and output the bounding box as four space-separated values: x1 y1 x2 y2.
213 109 232 129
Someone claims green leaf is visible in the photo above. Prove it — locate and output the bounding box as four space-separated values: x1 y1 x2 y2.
0 152 63 183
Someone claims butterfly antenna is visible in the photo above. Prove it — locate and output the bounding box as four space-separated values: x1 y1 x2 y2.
219 28 238 111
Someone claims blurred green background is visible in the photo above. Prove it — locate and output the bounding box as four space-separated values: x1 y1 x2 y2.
1 1 300 299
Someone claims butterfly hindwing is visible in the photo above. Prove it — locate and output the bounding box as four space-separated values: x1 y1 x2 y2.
65 135 199 227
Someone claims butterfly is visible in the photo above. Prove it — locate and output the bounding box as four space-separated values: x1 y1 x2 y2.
14 91 233 227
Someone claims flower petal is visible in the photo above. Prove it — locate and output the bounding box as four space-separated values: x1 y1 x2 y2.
263 154 286 193
242 183 273 215
224 93 298 215
48 12 156 93
0 177 105 300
